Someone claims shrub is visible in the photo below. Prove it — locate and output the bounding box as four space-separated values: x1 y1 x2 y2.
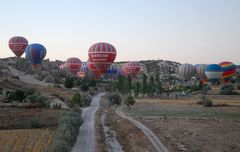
53 103 62 109
108 92 122 105
220 84 238 95
124 96 135 107
80 83 89 92
64 77 74 89
53 83 62 88
197 95 213 107
70 93 81 107
5 89 27 102
51 108 83 152
25 87 36 96
27 93 50 108
81 94 92 107
30 118 42 128
88 88 96 96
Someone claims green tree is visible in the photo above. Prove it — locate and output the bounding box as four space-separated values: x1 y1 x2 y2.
64 77 74 88
134 81 140 97
71 93 81 107
127 75 132 95
147 75 155 97
141 73 147 96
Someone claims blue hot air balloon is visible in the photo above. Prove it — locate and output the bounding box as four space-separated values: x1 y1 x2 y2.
205 64 223 84
25 43 47 68
105 64 118 76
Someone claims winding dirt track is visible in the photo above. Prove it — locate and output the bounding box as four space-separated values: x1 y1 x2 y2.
116 106 169 152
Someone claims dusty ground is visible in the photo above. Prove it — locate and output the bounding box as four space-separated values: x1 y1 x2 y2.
124 98 240 152
0 128 55 152
96 104 157 152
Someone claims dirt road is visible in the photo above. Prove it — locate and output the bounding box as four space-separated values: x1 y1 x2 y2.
71 93 105 152
116 106 169 152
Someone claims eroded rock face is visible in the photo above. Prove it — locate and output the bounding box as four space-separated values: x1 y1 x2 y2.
0 57 72 84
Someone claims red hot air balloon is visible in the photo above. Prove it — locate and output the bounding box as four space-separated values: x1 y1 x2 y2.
8 36 28 57
65 57 82 75
87 60 101 80
88 42 117 75
122 61 141 79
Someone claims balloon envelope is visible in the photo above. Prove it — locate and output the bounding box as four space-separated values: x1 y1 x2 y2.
88 42 117 75
196 64 207 80
205 64 223 84
122 61 141 79
9 36 28 57
65 57 82 75
219 61 236 82
25 43 46 67
179 63 195 81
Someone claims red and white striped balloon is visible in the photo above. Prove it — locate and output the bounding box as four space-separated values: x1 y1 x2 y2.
88 42 117 75
8 36 28 57
65 57 82 75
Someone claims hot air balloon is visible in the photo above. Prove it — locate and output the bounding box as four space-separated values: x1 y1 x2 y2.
236 65 240 77
88 42 117 75
65 57 82 75
105 63 118 78
9 36 28 57
219 61 236 82
122 61 141 79
87 60 101 80
25 43 46 68
77 62 88 78
196 64 207 80
205 64 223 84
179 63 195 81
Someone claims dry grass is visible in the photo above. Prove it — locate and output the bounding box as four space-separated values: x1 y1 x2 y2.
0 129 55 152
136 98 240 106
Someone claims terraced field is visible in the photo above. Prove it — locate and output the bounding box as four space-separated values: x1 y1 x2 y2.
0 129 55 152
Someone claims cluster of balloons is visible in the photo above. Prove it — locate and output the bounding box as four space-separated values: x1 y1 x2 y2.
179 61 237 84
9 36 47 68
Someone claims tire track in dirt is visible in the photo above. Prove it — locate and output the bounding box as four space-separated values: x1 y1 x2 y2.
116 106 168 152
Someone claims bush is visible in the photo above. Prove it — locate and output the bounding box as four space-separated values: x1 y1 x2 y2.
30 118 42 128
108 92 122 105
197 95 213 107
70 93 81 107
88 88 96 96
81 94 92 107
5 89 27 102
220 84 238 95
51 108 83 152
53 83 62 88
27 93 50 108
80 83 89 92
53 103 62 109
64 77 74 89
124 96 135 107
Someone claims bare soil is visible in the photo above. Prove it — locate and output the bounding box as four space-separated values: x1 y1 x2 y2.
96 105 157 152
124 98 240 152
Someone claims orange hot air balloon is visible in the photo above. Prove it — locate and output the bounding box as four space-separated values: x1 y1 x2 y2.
88 42 117 75
9 36 28 57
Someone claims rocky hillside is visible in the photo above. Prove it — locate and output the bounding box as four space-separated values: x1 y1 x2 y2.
0 57 181 83
0 57 72 84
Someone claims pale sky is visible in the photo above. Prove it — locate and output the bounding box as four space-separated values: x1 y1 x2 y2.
0 0 239 64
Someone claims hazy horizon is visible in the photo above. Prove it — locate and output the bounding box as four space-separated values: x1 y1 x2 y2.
1 0 239 65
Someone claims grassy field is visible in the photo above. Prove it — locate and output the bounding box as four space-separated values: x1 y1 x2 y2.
124 98 240 120
0 129 55 152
